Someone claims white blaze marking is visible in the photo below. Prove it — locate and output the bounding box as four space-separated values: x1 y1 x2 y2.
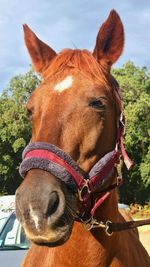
54 75 73 92
29 204 40 231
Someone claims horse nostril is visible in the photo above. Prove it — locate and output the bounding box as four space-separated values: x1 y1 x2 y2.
46 191 60 217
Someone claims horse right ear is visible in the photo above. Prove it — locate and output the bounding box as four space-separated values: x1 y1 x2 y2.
93 10 124 69
23 24 57 76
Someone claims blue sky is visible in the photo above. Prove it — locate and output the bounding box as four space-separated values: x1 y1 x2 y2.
0 0 150 92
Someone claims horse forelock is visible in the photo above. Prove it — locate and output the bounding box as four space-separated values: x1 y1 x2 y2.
43 49 107 83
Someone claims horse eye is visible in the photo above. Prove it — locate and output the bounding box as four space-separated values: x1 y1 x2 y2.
89 99 105 110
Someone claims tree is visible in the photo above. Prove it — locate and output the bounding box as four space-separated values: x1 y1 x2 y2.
0 70 40 194
113 61 150 203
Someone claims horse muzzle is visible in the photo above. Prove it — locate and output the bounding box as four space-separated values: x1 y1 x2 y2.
15 169 75 246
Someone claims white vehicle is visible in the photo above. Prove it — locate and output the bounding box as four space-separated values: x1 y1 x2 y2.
0 211 11 233
0 196 29 267
0 195 15 212
0 195 15 234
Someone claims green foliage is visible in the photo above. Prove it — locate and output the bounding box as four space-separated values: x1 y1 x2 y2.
0 69 40 194
140 146 150 187
113 61 150 203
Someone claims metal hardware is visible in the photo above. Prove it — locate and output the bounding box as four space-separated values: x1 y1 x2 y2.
78 179 91 202
81 217 113 236
82 217 106 231
117 176 122 186
120 113 125 128
105 220 113 236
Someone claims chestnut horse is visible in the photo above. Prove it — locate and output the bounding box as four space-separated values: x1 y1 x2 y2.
16 10 150 267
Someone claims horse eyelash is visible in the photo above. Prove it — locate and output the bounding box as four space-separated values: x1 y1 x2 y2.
89 99 105 110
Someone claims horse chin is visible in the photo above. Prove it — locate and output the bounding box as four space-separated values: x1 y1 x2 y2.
24 223 73 247
33 232 71 247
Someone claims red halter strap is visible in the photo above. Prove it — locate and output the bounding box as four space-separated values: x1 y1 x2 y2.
25 149 85 189
88 150 118 191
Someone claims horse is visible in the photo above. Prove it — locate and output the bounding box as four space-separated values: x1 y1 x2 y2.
15 10 150 267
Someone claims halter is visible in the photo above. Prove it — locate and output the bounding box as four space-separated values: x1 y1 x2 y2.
19 113 150 235
19 113 133 223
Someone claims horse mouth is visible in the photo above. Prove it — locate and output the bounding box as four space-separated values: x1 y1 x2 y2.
23 221 73 247
31 230 71 247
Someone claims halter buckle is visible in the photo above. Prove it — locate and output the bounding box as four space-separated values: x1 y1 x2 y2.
78 179 91 202
105 220 113 236
120 113 125 128
82 217 106 231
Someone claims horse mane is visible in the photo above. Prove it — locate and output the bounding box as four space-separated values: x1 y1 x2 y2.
43 48 122 111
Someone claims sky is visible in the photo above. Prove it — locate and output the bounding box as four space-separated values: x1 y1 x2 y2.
0 0 150 92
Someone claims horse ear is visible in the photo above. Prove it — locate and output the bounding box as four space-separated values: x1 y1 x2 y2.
23 24 57 75
93 10 124 68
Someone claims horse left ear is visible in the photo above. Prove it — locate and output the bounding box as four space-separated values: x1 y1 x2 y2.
23 24 57 76
93 10 124 68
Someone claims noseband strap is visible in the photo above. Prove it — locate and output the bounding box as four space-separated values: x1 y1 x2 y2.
19 141 120 217
20 142 85 191
20 142 118 189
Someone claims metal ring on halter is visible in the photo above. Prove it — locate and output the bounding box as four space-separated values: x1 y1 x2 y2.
82 217 106 231
120 113 125 127
78 179 91 202
105 220 113 236
82 217 94 231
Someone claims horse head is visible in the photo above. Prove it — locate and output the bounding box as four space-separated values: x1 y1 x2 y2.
16 10 124 247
